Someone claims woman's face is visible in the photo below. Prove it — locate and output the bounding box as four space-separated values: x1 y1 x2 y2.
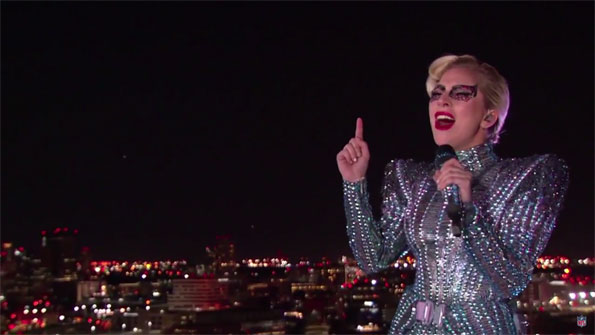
428 67 490 151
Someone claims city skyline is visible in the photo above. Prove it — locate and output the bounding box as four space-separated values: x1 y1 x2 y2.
3 3 594 261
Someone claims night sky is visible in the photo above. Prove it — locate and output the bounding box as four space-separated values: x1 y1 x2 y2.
3 2 593 262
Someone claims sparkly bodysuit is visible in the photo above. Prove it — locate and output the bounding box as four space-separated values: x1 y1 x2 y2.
343 143 569 335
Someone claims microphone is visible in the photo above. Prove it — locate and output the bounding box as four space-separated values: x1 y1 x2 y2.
434 145 463 237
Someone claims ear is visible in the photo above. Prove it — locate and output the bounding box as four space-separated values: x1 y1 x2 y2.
480 110 499 129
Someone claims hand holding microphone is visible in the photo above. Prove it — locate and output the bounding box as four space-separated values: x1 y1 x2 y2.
433 145 473 236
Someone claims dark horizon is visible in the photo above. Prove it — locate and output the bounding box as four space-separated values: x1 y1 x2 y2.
3 2 594 261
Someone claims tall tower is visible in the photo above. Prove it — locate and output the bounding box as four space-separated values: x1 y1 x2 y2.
41 227 79 278
205 235 236 276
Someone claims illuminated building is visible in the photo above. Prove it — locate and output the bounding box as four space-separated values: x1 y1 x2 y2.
40 228 79 278
205 235 237 276
168 278 229 311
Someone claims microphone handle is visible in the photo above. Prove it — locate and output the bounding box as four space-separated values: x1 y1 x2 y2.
445 184 462 237
445 184 461 207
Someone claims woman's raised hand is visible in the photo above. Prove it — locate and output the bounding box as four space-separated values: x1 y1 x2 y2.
337 117 370 182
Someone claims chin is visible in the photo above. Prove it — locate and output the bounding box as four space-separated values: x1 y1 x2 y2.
432 133 453 147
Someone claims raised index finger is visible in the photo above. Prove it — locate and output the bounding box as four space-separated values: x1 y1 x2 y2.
355 117 364 140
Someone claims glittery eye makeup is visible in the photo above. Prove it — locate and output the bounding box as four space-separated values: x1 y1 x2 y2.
430 84 478 102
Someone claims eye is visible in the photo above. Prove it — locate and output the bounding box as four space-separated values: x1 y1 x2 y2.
430 91 442 100
453 92 473 101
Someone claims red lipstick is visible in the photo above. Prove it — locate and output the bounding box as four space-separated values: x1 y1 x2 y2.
434 111 455 131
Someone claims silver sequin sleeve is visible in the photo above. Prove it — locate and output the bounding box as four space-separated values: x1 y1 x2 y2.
343 159 412 274
461 154 570 299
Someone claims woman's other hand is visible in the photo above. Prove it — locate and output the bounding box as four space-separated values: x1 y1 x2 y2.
337 117 370 182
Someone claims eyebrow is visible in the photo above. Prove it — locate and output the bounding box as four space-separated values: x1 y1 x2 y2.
432 84 476 91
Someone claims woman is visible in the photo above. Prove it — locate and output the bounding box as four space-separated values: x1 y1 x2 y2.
336 54 569 334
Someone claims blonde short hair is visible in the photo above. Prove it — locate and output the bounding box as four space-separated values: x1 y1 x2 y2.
426 54 510 144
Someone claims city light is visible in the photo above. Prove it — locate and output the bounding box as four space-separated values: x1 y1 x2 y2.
569 293 576 300
371 279 377 285
590 292 595 298
59 315 65 321
579 292 587 299
284 311 303 319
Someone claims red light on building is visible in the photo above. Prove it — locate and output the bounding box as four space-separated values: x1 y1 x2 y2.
95 320 100 325
385 282 390 288
87 318 93 324
45 301 50 307
538 306 544 312
74 229 79 234
41 230 46 236
33 301 39 306
10 313 16 319
8 324 15 330
18 247 24 252
145 300 151 305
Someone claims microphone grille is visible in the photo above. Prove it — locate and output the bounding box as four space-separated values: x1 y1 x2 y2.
434 145 457 168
